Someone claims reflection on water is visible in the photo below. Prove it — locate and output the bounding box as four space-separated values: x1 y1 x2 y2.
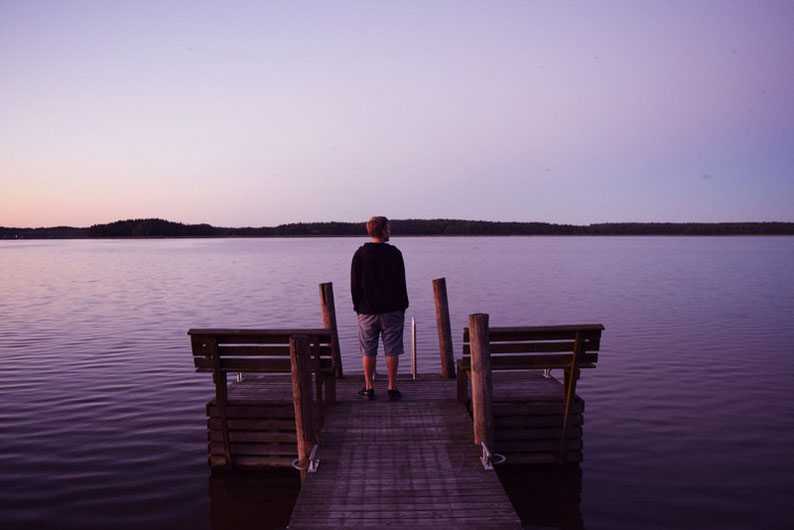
1 237 793 529
498 464 583 530
208 470 300 530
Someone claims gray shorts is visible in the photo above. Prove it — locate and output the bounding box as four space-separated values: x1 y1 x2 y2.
357 311 405 357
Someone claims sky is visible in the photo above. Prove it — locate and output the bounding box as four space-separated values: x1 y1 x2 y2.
2 1 793 228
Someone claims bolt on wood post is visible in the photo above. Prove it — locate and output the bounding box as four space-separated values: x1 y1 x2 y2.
469 313 494 450
319 282 343 379
290 335 316 482
433 278 456 378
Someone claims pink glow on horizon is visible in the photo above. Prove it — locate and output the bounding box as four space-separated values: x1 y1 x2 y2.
2 1 793 227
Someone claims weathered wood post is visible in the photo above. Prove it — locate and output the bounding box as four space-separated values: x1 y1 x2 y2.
290 334 316 482
560 331 583 464
319 282 343 379
433 278 456 378
206 336 232 469
469 313 494 451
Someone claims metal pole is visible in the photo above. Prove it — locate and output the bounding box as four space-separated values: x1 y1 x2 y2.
411 317 417 380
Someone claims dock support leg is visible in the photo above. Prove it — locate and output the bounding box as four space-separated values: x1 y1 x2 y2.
560 332 583 464
290 335 317 482
208 338 232 470
433 278 456 378
456 369 468 405
469 313 494 451
319 282 343 379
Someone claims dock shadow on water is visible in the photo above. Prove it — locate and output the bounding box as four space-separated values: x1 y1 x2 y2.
208 469 301 530
497 464 583 530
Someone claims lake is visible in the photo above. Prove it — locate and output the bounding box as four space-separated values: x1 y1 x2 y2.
1 236 793 529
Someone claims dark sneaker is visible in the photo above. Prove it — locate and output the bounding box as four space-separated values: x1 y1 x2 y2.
387 388 402 401
358 388 374 400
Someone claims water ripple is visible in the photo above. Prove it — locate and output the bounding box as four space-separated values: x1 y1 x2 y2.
1 237 793 529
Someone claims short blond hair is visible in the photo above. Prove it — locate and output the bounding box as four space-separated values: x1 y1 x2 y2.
366 216 389 239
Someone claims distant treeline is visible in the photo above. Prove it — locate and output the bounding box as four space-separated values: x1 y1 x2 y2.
2 218 794 239
0 226 90 239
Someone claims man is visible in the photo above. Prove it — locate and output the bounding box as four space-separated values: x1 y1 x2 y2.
350 216 409 401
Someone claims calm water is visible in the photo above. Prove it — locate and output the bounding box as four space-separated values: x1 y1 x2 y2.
1 237 793 529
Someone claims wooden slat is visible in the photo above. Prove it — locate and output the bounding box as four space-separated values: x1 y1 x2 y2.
496 426 583 440
462 341 599 355
292 500 516 510
194 356 334 373
210 442 298 456
293 511 515 518
194 357 289 372
214 344 333 357
189 329 331 357
210 455 295 468
493 400 584 415
496 438 582 452
463 324 603 342
207 403 296 418
189 327 330 338
499 451 582 464
209 418 296 430
494 414 583 428
458 353 598 370
209 430 297 443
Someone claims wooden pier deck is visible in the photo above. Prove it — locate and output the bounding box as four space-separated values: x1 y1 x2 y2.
287 375 522 528
189 288 602 527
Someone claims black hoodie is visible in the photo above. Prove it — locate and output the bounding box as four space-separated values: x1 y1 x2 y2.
350 242 409 315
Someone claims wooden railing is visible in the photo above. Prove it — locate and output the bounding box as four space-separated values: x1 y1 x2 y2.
458 316 604 463
188 328 335 470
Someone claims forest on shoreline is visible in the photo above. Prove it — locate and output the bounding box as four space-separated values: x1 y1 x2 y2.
3 218 794 239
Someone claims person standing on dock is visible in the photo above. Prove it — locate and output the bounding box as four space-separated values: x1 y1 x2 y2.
351 216 409 401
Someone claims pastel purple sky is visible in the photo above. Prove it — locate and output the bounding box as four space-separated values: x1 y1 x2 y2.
2 1 793 228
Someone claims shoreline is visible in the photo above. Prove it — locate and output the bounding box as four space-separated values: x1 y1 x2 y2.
3 218 794 239
3 233 794 241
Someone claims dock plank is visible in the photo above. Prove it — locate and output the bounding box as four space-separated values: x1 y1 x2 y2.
287 375 521 528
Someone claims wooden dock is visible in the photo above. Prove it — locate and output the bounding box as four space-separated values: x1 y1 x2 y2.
188 280 604 527
287 375 521 528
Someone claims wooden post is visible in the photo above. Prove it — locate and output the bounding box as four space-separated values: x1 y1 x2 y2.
319 282 343 379
456 367 468 404
290 334 316 482
560 331 583 464
469 313 494 450
208 337 232 470
433 278 456 378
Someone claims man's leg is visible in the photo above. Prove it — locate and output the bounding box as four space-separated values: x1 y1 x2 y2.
380 311 405 392
358 314 380 395
363 355 376 390
386 355 399 391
